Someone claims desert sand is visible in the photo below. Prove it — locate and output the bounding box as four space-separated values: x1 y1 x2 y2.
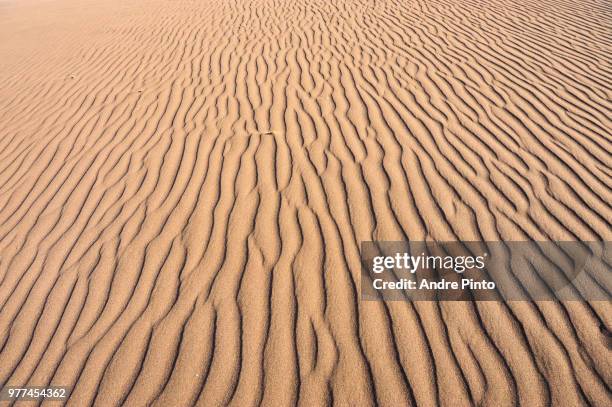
0 0 610 405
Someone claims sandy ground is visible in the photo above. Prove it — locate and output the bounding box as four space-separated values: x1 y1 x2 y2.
0 0 611 405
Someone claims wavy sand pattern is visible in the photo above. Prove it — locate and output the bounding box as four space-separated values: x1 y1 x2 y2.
0 0 611 405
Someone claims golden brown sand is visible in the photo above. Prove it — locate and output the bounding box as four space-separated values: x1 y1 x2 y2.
0 0 610 405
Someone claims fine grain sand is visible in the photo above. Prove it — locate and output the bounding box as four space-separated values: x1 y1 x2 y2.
0 0 611 405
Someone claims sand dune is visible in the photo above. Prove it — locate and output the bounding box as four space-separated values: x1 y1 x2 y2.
0 0 610 405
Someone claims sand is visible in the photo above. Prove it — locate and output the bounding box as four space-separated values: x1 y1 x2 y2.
0 0 610 405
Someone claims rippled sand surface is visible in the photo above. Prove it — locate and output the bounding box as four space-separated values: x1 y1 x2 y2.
0 0 610 405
